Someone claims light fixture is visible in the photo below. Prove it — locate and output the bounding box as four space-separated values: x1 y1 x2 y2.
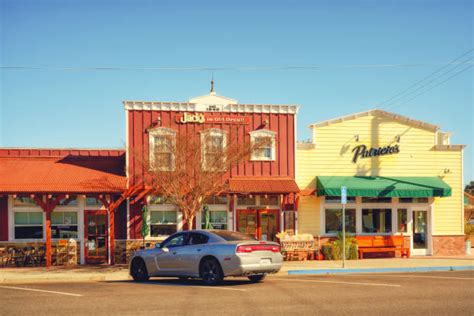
444 168 451 174
395 135 401 142
354 135 359 142
263 119 269 126
30 194 35 198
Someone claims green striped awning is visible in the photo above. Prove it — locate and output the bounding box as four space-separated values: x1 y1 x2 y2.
316 176 451 198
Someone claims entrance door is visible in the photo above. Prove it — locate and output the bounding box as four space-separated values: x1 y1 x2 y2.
84 210 108 264
258 210 279 241
412 210 429 255
237 209 258 238
237 209 280 241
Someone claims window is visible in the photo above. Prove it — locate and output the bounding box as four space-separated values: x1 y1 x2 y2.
150 210 177 237
52 212 78 239
325 196 356 204
86 197 104 207
161 233 187 248
237 195 256 205
324 209 356 234
362 197 392 203
201 129 227 171
399 197 429 203
149 195 172 205
397 209 408 233
188 233 209 245
149 127 176 171
58 195 78 207
362 209 392 233
260 195 279 205
250 129 276 161
204 195 228 205
13 196 36 207
201 210 228 230
14 212 43 239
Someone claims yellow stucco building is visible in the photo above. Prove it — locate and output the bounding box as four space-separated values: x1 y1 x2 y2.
296 109 465 256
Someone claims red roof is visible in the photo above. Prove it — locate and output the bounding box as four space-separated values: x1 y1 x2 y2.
229 177 299 194
0 151 126 193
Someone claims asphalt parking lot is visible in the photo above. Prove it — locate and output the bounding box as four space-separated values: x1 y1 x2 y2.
0 271 472 315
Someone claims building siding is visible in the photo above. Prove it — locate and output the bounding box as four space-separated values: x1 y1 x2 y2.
0 196 8 241
297 114 463 236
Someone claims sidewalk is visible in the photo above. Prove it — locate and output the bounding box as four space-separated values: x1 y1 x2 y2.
0 256 472 284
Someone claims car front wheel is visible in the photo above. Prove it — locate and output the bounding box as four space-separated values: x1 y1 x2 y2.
200 258 224 286
131 258 150 282
248 274 266 283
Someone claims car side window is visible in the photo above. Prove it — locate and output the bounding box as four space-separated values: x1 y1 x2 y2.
162 233 187 248
188 233 209 245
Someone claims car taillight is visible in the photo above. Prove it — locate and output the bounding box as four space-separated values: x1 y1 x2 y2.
236 244 280 253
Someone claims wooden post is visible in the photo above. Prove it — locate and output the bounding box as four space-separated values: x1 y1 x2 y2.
109 208 115 265
45 209 52 268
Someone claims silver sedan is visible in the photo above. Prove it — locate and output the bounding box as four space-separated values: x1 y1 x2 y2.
129 230 283 285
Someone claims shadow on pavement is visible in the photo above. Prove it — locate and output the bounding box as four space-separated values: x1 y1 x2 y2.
105 277 254 287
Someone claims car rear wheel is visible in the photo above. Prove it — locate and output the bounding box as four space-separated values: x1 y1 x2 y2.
200 258 224 286
131 258 149 282
248 274 266 283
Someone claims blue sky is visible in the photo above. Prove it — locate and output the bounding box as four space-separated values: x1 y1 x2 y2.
1 0 473 182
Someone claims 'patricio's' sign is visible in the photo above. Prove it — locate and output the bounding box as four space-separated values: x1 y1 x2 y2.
351 144 400 163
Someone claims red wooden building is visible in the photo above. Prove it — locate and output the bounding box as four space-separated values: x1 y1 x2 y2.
126 85 300 246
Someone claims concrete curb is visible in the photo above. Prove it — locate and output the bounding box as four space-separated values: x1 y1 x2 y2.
287 265 474 275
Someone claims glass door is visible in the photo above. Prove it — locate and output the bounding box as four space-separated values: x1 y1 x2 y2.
258 210 279 241
412 210 429 255
84 210 108 264
237 209 258 239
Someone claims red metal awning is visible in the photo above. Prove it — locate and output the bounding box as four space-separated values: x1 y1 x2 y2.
0 156 126 193
229 177 299 194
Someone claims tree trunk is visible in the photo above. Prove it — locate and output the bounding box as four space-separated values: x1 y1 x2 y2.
186 215 194 230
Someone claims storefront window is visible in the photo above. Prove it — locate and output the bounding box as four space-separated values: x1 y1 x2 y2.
237 195 256 205
13 196 36 206
325 196 356 203
201 210 228 230
204 195 228 205
58 195 78 206
52 212 78 238
325 209 356 234
397 209 408 233
150 210 177 237
260 195 279 205
86 197 104 207
14 211 43 239
149 195 173 205
362 209 392 233
399 197 429 203
362 197 392 203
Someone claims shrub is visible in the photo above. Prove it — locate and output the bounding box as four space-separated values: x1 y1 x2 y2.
325 232 358 260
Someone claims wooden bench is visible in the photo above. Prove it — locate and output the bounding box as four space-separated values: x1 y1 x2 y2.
280 240 317 261
356 236 410 259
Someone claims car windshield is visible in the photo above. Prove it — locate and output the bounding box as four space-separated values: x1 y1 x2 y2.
210 230 257 241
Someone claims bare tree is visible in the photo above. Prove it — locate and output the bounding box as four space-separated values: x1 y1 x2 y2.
137 130 270 230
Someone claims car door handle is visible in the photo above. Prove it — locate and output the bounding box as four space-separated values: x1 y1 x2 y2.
172 252 177 255
197 249 202 252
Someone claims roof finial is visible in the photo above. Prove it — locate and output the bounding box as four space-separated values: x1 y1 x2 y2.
210 76 215 95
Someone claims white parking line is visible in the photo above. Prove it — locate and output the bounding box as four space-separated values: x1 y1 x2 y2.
342 273 474 281
0 285 83 297
271 278 401 287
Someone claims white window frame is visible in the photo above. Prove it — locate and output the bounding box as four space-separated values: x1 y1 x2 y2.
249 129 276 161
51 209 80 241
322 207 357 235
147 198 182 240
149 127 176 171
200 128 227 171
